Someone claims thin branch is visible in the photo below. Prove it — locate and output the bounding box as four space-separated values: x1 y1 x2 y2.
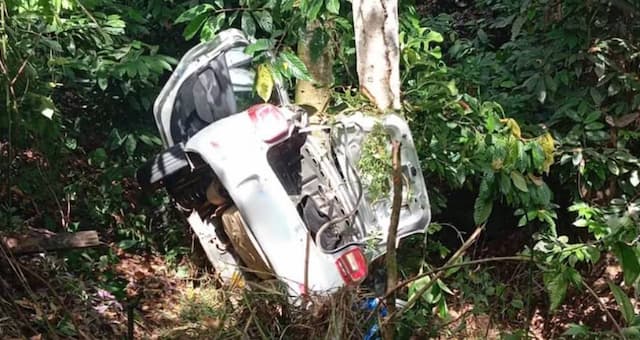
74 0 107 38
303 232 311 299
9 57 28 86
18 262 91 339
381 140 402 340
383 225 484 323
388 255 533 298
582 280 627 340
214 7 267 14
358 254 532 336
0 57 8 75
0 243 61 339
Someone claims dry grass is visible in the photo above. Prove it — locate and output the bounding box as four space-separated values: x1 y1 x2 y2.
0 243 376 340
0 249 126 339
159 279 371 340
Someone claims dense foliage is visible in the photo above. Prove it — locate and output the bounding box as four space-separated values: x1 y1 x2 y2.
1 0 639 338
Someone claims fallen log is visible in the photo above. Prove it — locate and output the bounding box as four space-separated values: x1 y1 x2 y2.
1 230 101 255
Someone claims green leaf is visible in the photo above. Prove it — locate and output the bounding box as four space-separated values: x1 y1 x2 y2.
631 170 639 187
586 246 601 264
614 243 640 286
118 239 138 250
537 85 547 104
510 171 529 192
139 134 161 146
563 324 590 337
546 271 568 311
585 122 604 130
305 0 324 20
245 39 271 56
477 28 488 43
498 172 512 194
609 282 635 326
241 12 256 37
607 161 620 176
511 16 526 40
65 138 77 150
438 298 449 319
511 299 524 309
183 12 208 40
326 0 339 14
590 87 604 106
200 14 225 41
279 52 312 81
408 275 432 302
544 74 558 93
253 11 273 33
474 176 494 224
280 0 295 11
518 214 528 227
175 265 190 279
124 134 137 156
425 30 444 44
623 327 640 338
531 143 545 171
89 148 108 168
437 279 454 295
585 111 601 123
310 28 328 62
175 4 214 24
572 151 583 166
97 77 108 90
486 112 499 132
473 196 493 225
573 219 588 227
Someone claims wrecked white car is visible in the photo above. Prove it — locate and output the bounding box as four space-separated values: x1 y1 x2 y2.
136 29 431 297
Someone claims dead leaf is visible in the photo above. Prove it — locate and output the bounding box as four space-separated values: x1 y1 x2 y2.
202 317 221 329
9 186 25 197
528 173 544 186
14 299 35 310
133 270 146 281
615 112 640 128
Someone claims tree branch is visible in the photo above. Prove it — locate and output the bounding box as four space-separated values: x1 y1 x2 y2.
582 280 627 340
381 140 402 340
383 224 485 323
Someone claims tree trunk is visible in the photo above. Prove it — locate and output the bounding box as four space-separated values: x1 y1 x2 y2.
295 22 334 114
352 0 401 111
352 2 401 338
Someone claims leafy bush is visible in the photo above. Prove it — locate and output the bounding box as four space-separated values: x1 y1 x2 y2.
410 0 640 333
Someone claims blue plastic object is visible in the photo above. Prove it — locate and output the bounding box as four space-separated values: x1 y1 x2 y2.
361 297 387 340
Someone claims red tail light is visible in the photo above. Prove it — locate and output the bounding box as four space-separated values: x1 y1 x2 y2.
247 104 289 143
335 247 368 284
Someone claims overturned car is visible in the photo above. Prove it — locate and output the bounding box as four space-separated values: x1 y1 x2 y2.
136 29 430 297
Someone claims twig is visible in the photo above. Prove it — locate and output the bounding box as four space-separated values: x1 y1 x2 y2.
387 256 532 299
381 140 402 340
361 232 525 332
241 292 269 340
303 232 311 299
18 263 91 340
9 58 28 86
383 225 485 323
0 243 61 339
73 0 107 38
582 280 627 340
439 222 466 243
